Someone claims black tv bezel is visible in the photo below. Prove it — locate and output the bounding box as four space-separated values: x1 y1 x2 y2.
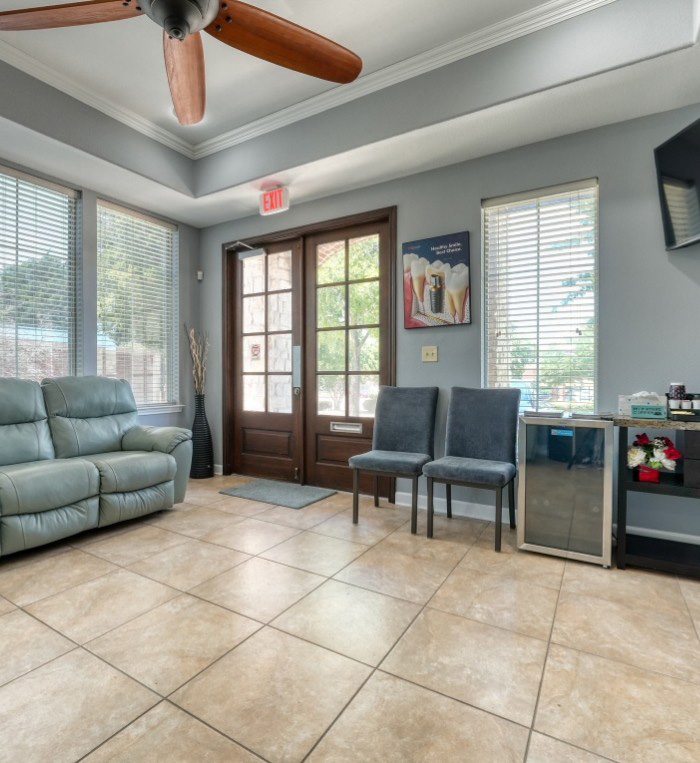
654 116 700 251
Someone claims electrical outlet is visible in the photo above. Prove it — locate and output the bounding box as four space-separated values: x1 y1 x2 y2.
422 345 438 362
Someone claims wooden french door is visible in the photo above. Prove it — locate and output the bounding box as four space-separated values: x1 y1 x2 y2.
304 221 393 492
226 209 395 491
232 239 304 481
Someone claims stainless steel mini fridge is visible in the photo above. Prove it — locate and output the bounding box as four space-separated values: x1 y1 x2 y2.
517 416 614 567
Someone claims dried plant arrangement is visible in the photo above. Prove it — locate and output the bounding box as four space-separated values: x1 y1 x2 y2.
185 324 209 395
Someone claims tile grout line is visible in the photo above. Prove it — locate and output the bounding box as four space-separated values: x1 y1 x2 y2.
676 573 700 643
7 489 684 761
75 699 164 762
301 519 487 761
522 557 565 761
161 504 485 759
53 497 417 760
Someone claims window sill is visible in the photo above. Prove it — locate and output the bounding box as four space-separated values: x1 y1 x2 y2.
137 404 185 417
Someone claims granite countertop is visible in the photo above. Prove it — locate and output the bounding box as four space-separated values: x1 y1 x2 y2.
608 416 700 431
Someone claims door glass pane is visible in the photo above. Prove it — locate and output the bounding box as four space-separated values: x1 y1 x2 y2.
242 253 265 294
243 375 265 412
268 333 292 372
348 235 379 280
318 330 346 372
348 327 379 372
349 281 379 326
318 375 345 416
268 291 292 332
242 295 265 333
317 285 346 328
317 241 345 284
349 374 379 417
268 375 292 413
243 335 265 372
268 251 292 291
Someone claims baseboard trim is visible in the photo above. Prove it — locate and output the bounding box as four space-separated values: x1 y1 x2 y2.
394 491 508 522
395 492 700 546
214 464 223 476
618 524 700 547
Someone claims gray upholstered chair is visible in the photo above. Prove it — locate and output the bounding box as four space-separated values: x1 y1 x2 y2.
424 386 521 551
348 386 439 534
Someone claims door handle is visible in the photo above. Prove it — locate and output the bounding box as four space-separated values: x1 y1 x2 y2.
292 345 302 395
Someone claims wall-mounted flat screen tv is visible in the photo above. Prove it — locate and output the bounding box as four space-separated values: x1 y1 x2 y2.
655 117 700 250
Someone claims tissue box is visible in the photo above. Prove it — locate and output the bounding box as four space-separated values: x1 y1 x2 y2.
618 393 668 420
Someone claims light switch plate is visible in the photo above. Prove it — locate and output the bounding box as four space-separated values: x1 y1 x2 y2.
422 345 438 362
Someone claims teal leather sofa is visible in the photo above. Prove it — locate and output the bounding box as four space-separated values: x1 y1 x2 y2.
0 376 192 558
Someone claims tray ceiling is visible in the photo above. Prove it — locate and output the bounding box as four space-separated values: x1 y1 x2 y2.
0 0 613 153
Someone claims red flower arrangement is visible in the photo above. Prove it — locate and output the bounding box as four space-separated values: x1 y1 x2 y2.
627 433 682 482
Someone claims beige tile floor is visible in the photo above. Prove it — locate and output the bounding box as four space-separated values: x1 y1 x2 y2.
0 476 699 762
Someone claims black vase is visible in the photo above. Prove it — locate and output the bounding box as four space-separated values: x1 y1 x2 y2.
190 393 214 479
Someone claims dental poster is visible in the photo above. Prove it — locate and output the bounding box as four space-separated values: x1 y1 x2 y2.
402 232 471 329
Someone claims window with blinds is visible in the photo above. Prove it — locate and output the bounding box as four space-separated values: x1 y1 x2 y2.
0 166 79 380
96 201 178 408
483 180 598 413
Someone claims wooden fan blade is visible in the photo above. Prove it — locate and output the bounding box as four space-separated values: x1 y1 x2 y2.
0 0 142 31
164 31 206 126
205 1 362 84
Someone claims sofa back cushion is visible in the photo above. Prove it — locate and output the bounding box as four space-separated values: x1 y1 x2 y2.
42 376 138 458
0 379 55 466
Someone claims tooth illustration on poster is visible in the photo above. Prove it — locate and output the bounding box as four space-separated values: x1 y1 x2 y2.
402 232 470 328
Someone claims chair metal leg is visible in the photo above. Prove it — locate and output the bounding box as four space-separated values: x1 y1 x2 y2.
494 487 502 552
445 483 452 519
508 479 516 530
411 475 418 535
427 477 434 538
374 475 379 508
352 469 360 525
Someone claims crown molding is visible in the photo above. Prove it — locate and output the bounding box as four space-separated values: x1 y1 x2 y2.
192 0 617 158
0 0 616 162
0 38 196 157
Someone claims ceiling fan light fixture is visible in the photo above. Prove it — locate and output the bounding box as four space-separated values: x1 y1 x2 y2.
164 16 188 38
0 0 363 125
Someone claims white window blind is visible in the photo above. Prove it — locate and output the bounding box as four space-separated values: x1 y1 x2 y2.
661 176 700 246
97 200 178 408
483 180 598 413
0 166 79 380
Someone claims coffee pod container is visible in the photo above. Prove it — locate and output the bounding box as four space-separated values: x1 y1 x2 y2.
669 383 687 400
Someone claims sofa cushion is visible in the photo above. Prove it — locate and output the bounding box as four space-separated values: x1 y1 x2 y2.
0 379 54 466
80 451 177 494
0 459 100 516
99 482 175 527
41 376 138 458
0 499 99 556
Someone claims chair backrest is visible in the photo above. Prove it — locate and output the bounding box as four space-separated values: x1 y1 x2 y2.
445 387 521 464
41 376 138 458
372 386 439 457
0 378 55 466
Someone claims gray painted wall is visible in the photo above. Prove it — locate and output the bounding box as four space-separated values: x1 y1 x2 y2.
196 0 693 196
0 61 194 194
198 103 700 538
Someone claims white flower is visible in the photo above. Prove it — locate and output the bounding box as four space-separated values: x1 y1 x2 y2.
652 447 676 471
627 446 646 468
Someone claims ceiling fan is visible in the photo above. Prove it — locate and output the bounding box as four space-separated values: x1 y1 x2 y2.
0 0 363 125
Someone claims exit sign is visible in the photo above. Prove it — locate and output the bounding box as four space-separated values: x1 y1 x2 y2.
259 187 290 216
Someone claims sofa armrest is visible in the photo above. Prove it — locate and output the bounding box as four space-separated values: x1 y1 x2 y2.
122 425 192 455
